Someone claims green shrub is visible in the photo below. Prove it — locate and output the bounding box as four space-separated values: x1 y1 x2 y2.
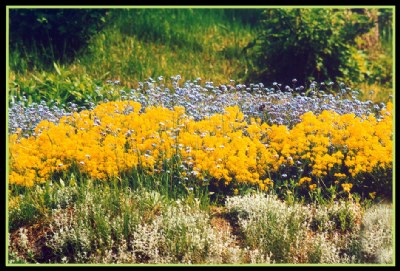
247 8 374 85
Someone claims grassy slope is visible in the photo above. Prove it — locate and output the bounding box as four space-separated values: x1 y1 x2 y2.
9 9 257 104
82 9 256 86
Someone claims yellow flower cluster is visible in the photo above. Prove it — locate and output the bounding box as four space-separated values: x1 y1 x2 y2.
9 101 393 193
298 177 312 186
275 103 393 179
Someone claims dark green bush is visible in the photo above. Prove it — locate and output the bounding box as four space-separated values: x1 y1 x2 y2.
9 9 109 68
247 8 374 85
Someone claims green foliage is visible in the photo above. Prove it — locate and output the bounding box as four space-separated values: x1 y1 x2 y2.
9 63 126 107
9 197 40 232
377 8 393 49
115 9 203 51
351 169 393 200
112 8 260 48
248 8 374 85
9 9 108 70
8 251 29 264
8 186 49 232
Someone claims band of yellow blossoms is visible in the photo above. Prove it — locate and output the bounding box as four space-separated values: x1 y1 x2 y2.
9 101 392 193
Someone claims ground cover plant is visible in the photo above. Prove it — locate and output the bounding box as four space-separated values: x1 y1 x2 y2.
7 7 394 266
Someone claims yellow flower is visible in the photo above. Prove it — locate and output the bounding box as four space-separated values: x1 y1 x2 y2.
334 173 346 179
299 177 312 185
309 184 317 191
341 183 353 193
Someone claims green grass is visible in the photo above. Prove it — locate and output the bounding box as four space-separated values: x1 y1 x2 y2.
9 9 259 107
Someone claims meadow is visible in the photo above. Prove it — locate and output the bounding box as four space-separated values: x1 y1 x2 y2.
7 8 394 265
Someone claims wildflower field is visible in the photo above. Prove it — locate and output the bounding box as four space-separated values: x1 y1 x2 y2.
7 8 394 265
